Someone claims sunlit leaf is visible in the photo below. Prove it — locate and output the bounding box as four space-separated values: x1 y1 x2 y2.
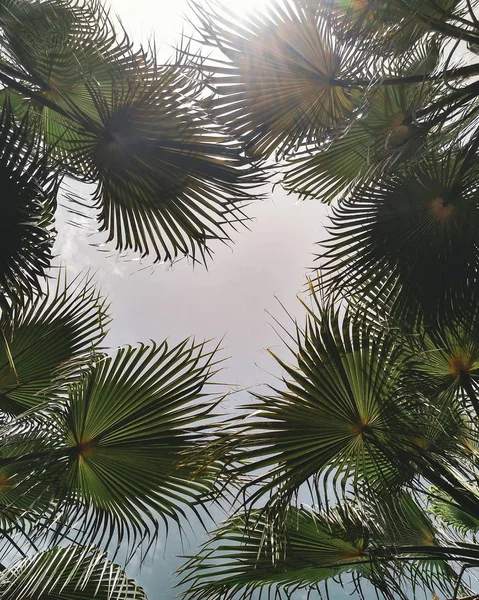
191 0 368 157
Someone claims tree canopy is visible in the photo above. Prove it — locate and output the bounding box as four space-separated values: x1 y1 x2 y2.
2 0 479 599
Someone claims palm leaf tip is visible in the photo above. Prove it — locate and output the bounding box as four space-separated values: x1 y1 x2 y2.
191 0 363 158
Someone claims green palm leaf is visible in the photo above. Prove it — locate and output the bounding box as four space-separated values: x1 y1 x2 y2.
180 505 371 600
0 100 56 307
0 545 146 599
191 0 367 157
213 302 412 511
321 153 479 326
0 274 109 415
29 339 223 553
406 310 479 415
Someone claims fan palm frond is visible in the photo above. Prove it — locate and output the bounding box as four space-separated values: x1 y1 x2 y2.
27 339 224 554
323 0 463 53
190 0 368 158
179 505 371 600
60 63 265 263
210 302 415 512
0 273 108 415
180 498 460 600
0 544 147 600
320 153 479 327
0 100 56 307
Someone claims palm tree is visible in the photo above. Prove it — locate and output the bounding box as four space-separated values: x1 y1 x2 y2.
177 1 479 599
0 0 267 307
0 272 224 598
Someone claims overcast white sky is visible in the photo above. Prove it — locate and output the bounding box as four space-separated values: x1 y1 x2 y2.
54 1 328 596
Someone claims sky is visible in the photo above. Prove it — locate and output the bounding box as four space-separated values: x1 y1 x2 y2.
54 0 329 597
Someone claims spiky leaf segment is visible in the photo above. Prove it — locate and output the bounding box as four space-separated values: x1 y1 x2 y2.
0 274 109 415
190 0 367 158
429 489 479 535
321 153 479 328
0 545 147 600
0 100 56 308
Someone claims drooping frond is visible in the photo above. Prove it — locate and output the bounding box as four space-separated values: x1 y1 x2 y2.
429 490 479 535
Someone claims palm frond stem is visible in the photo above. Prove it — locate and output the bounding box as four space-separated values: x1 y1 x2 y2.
334 62 479 88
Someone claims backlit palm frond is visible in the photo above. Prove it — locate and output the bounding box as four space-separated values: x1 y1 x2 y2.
0 545 147 600
216 302 413 512
0 100 56 308
59 62 265 264
0 0 155 148
282 83 431 202
323 0 463 54
179 506 371 600
180 498 460 600
0 273 109 415
429 489 479 535
320 153 479 328
191 0 366 158
36 339 223 554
